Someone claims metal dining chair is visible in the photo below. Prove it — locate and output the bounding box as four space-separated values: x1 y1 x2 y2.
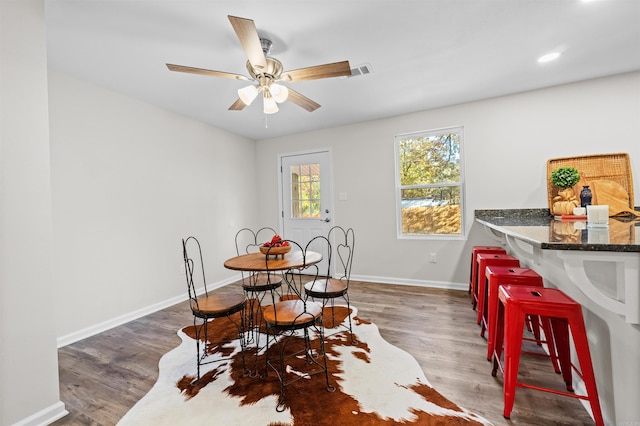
261 237 335 412
304 226 355 343
182 236 246 383
234 228 284 340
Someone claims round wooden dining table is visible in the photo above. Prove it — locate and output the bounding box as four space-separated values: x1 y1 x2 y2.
223 250 322 272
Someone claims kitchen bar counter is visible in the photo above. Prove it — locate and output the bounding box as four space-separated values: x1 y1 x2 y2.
475 209 640 426
476 208 640 252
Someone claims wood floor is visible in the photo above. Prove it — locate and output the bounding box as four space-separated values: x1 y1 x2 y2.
53 280 596 425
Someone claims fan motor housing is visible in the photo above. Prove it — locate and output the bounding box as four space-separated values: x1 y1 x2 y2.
246 57 283 80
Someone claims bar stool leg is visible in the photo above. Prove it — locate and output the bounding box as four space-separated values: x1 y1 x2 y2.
492 298 505 377
502 305 526 419
550 317 573 390
468 252 474 294
486 286 501 360
568 314 605 426
539 316 562 374
477 274 487 325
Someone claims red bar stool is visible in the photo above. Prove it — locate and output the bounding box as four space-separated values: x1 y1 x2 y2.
469 246 506 298
492 285 604 426
474 253 519 314
483 266 546 361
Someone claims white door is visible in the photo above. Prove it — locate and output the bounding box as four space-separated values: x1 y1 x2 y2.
279 150 333 273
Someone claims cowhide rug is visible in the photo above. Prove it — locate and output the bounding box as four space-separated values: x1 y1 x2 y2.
118 305 491 426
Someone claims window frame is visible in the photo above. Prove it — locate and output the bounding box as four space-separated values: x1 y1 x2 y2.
393 126 466 240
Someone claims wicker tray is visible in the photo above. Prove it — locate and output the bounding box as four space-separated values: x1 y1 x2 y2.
547 153 635 216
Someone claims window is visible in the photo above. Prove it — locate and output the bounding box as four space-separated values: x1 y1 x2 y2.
394 126 464 238
290 163 321 218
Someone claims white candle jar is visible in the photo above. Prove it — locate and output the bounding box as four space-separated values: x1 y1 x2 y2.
587 205 609 228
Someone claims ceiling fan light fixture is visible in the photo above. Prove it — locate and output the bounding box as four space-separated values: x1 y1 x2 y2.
270 83 289 103
263 95 278 114
168 16 352 117
238 85 259 105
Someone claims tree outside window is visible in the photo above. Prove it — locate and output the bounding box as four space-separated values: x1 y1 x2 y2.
394 127 464 238
290 163 321 218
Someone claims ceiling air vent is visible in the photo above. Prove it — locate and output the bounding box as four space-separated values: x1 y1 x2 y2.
350 63 373 78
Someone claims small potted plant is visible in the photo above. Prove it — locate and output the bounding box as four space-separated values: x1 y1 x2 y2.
550 166 580 215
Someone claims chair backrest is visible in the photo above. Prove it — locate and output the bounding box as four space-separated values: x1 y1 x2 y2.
264 237 328 301
235 227 280 255
235 227 281 284
328 226 355 283
182 236 207 313
304 234 332 279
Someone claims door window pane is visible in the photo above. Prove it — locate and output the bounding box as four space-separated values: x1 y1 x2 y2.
291 163 321 218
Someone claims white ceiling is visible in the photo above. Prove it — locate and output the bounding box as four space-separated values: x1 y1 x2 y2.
45 0 640 141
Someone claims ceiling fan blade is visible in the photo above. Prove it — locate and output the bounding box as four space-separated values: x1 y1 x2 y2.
228 98 246 111
227 15 267 72
166 64 249 80
281 61 351 82
287 88 321 112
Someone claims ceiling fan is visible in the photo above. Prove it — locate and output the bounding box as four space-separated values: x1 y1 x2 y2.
166 15 352 114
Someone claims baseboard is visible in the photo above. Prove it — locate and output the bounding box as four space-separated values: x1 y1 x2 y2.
57 275 240 348
57 274 463 347
350 274 467 291
11 401 68 426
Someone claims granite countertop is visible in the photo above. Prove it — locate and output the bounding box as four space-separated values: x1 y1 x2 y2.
475 208 640 252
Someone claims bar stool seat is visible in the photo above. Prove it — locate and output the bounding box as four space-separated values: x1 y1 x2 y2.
492 285 604 426
483 266 545 361
469 246 506 300
475 253 519 315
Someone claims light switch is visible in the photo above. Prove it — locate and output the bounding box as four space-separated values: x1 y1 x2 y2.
339 192 348 201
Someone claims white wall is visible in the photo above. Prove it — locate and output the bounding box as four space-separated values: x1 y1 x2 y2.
256 72 640 287
0 0 66 424
48 70 259 341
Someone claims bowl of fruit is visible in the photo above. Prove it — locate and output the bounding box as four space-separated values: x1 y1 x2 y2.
260 235 291 259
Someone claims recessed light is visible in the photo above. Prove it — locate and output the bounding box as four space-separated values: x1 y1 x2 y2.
538 52 561 63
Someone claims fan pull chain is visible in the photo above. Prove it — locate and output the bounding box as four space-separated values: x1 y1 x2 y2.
264 114 268 128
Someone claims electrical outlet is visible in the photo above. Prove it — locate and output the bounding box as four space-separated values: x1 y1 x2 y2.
430 252 437 263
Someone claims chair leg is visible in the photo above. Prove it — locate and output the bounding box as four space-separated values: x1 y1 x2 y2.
550 317 573 391
276 332 290 413
539 316 561 374
528 314 540 341
568 314 605 426
329 300 337 328
194 318 201 383
468 253 474 294
478 276 488 327
315 321 336 393
262 325 272 381
237 308 248 376
492 300 505 377
265 321 335 412
192 317 207 384
503 308 526 419
344 294 355 344
244 293 265 377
